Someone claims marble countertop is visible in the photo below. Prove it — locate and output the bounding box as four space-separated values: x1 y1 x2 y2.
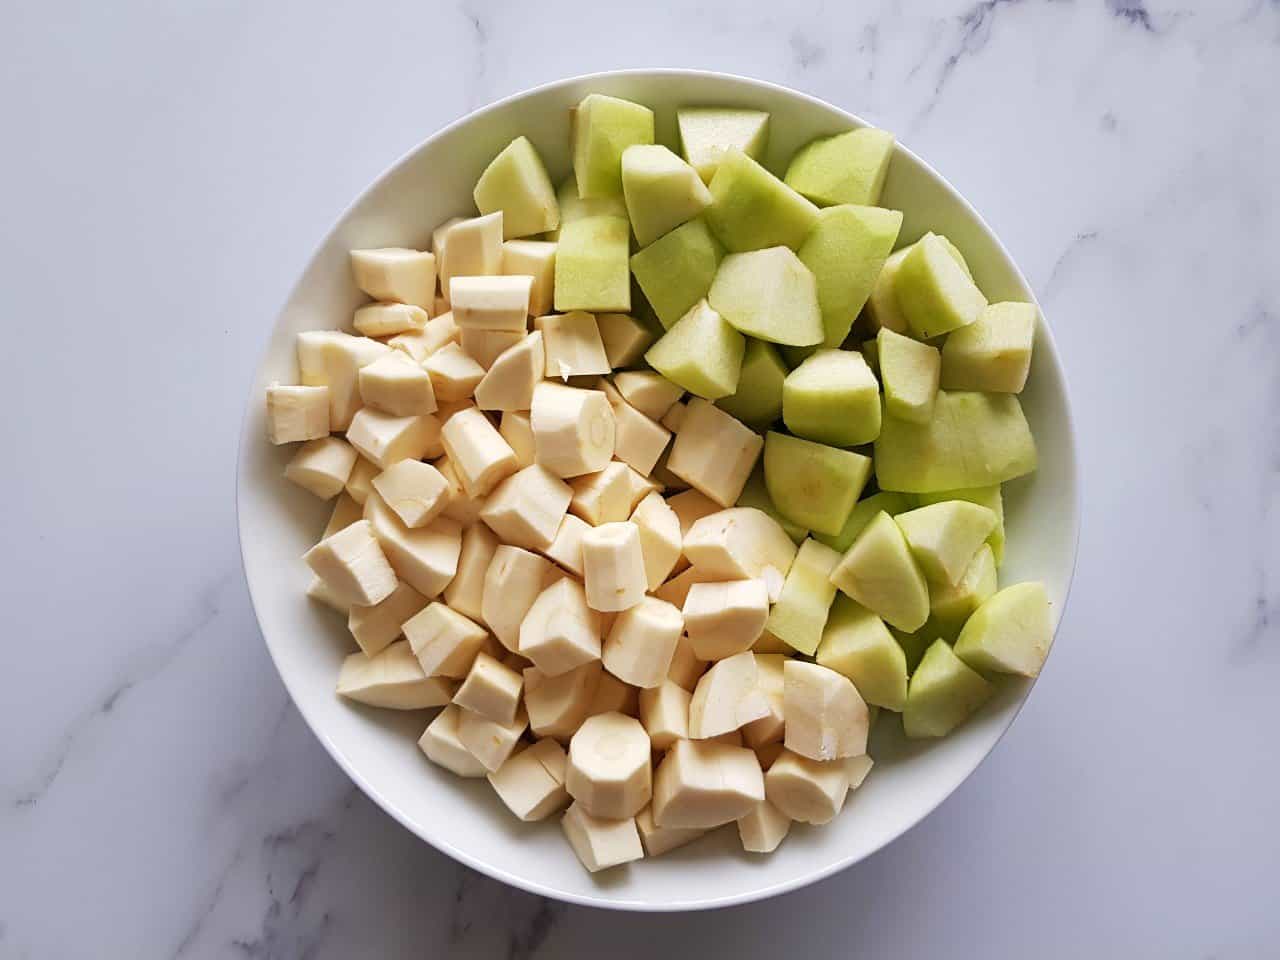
3 1 1278 956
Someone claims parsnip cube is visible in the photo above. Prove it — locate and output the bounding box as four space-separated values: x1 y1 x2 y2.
440 212 503 299
475 331 544 411
540 512 591 576
611 400 671 477
371 459 449 528
666 398 762 507
357 352 438 417
423 342 486 403
755 740 787 771
344 456 378 504
482 544 552 651
353 302 428 338
501 239 557 316
350 247 436 309
536 311 611 379
597 313 656 369
337 641 458 709
587 671 640 717
266 383 330 444
525 661 601 741
661 399 687 433
783 660 869 761
322 494 362 544
403 601 489 678
460 328 524 370
581 521 647 613
480 463 572 551
520 577 603 675
567 712 652 818
531 381 616 478
488 739 570 821
346 580 428 656
443 523 499 623
304 518 397 606
614 371 683 421
688 651 772 738
561 801 644 873
432 216 465 262
419 704 487 777
638 679 691 750
630 491 682 590
764 749 850 824
307 575 351 614
388 312 459 363
683 507 797 600
285 436 358 500
652 739 764 829
435 456 486 526
440 406 518 497
453 650 524 724
450 275 533 334
568 461 633 525
496 410 535 465
603 596 683 689
667 488 721 539
457 703 528 772
635 805 705 856
296 330 390 430
742 653 786 748
363 492 462 597
683 579 769 661
846 753 874 789
666 634 707 690
737 799 791 853
346 408 442 470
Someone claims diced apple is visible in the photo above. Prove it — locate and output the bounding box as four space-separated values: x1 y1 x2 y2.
677 107 770 183
784 127 895 206
336 641 456 709
783 660 869 761
879 327 940 424
864 236 970 335
473 135 559 239
812 491 913 553
304 518 397 606
265 382 330 445
705 148 818 252
667 400 762 506
488 739 570 821
763 432 870 537
554 216 630 313
419 704 487 777
644 300 745 401
501 239 557 316
531 381 616 477
903 639 993 738
621 144 713 247
572 94 655 199
285 436 357 500
735 465 807 544
895 500 997 585
940 301 1037 393
894 233 987 339
782 349 881 447
350 247 437 309
829 511 929 632
765 749 851 824
440 212 503 300
519 577 602 676
630 217 725 330
930 544 998 637
708 246 822 347
683 579 769 661
816 595 908 710
566 711 652 819
954 581 1052 677
917 485 1006 564
715 338 786 427
764 538 841 655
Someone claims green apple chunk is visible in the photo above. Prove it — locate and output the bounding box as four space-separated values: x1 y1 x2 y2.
678 107 770 183
783 349 881 446
875 392 1037 493
878 327 940 424
895 500 996 586
705 148 819 253
891 626 933 673
929 544 997 638
473 136 559 239
553 215 631 312
815 490 914 553
894 233 988 339
736 464 807 543
864 236 970 335
955 581 1052 677
716 338 786 427
797 204 903 351
829 511 929 632
644 299 744 400
816 595 908 710
763 432 870 536
941 301 1037 393
709 247 822 347
903 639 993 738
860 337 880 375
765 538 842 655
621 144 713 247
784 127 896 207
571 94 655 199
549 175 628 239
629 218 724 330
917 485 1005 565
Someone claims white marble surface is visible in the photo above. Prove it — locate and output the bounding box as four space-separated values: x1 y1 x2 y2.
2 0 1278 956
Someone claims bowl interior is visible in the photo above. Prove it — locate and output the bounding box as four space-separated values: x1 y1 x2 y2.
237 70 1078 911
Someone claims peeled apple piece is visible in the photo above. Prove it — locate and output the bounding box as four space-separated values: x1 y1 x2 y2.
265 383 329 444
621 144 712 247
651 738 765 829
335 641 457 709
829 511 929 632
735 464 807 544
554 216 631 312
816 595 908 711
930 543 998 637
350 247 437 309
304 519 397 607
940 301 1037 394
644 300 745 401
519 577 602 676
895 500 997 586
683 507 798 594
762 432 870 538
784 127 896 207
561 801 644 873
629 217 725 329
917 485 1006 564
864 235 970 336
764 749 851 825
878 327 941 425
782 349 881 448
954 581 1052 677
572 93 655 199
677 107 770 184
814 490 914 554
531 381 616 478
666 400 763 507
555 174 628 231
705 148 818 253
764 538 842 656
903 638 993 738
894 232 988 340
708 246 822 347
783 660 869 761
688 651 772 739
473 135 559 239
566 711 652 819
715 338 786 428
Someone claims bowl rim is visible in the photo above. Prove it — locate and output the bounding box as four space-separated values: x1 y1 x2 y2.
236 67 1081 912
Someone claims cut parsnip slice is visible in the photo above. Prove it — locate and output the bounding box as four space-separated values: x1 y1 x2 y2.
536 311 611 379
666 398 762 507
603 596 683 688
351 247 436 309
682 579 769 661
440 212 503 299
304 518 397 606
652 565 720 608
344 457 377 505
581 521 647 613
307 575 351 614
457 703 527 771
614 371 684 421
296 331 391 430
443 523 499 624
498 411 535 467
737 799 791 853
479 463 572 552
630 491 682 590
569 461 635 525
683 508 798 599
358 351 439 417
519 577 603 675
783 660 869 761
846 754 874 789
666 634 707 691
541 512 591 576
475 331 544 411
346 408 442 470
450 275 533 332
567 711 653 818
741 653 786 748
388 312 459 363
363 491 461 597
688 651 772 738
419 704 487 777
435 456 486 526
531 381 616 478
440 406 518 497
597 313 656 369
266 383 329 444
336 641 457 709
611 399 671 476
370 460 449 529
635 805 705 856
588 671 640 717
285 436 358 500
353 302 428 338
561 801 644 873
424 342 486 403
765 749 850 824
403 601 489 678
346 580 427 656
651 739 764 829
453 650 524 724
488 739 570 821
501 239 557 316
482 545 552 651
460 328 525 370
525 661 601 741
638 679 692 751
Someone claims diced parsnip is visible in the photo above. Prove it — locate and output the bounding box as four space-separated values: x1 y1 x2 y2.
303 519 397 606
443 523 498 624
541 512 591 576
479 463 572 551
475 331 544 411
266 383 330 444
638 679 692 751
321 493 361 545
353 302 428 338
536 311 611 380
530 381 616 478
358 351 438 417
498 411 536 467
895 500 997 586
764 749 850 825
457 703 528 771
683 508 797 598
450 275 533 332
666 634 707 691
296 330 390 430
652 565 720 608
337 641 457 709
651 738 764 829
363 491 462 597
660 398 687 433
683 579 769 661
453 650 524 724
440 212 503 300
597 313 655 369
342 456 378 506
488 739 571 821
482 544 552 652
346 408 443 470
388 312 459 363
307 575 351 615
501 240 557 317
666 399 762 507
846 754 874 789
419 704 488 777
519 577 603 676
424 342 486 403
350 247 436 309
614 371 684 421
403 601 488 678
346 580 427 656
569 461 634 525
566 712 652 818
581 521 647 613
631 491 682 590
737 798 791 853
285 436 358 500
588 671 640 717
688 651 771 738
636 805 706 856
460 328 524 370
561 801 644 873
525 661 602 741
432 216 465 264
435 456 486 526
603 596 683 689
741 654 786 748
783 660 869 761
440 407 518 497
611 400 671 476
370 460 449 529
754 740 787 771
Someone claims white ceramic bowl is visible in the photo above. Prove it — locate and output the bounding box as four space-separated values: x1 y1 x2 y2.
238 69 1079 912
